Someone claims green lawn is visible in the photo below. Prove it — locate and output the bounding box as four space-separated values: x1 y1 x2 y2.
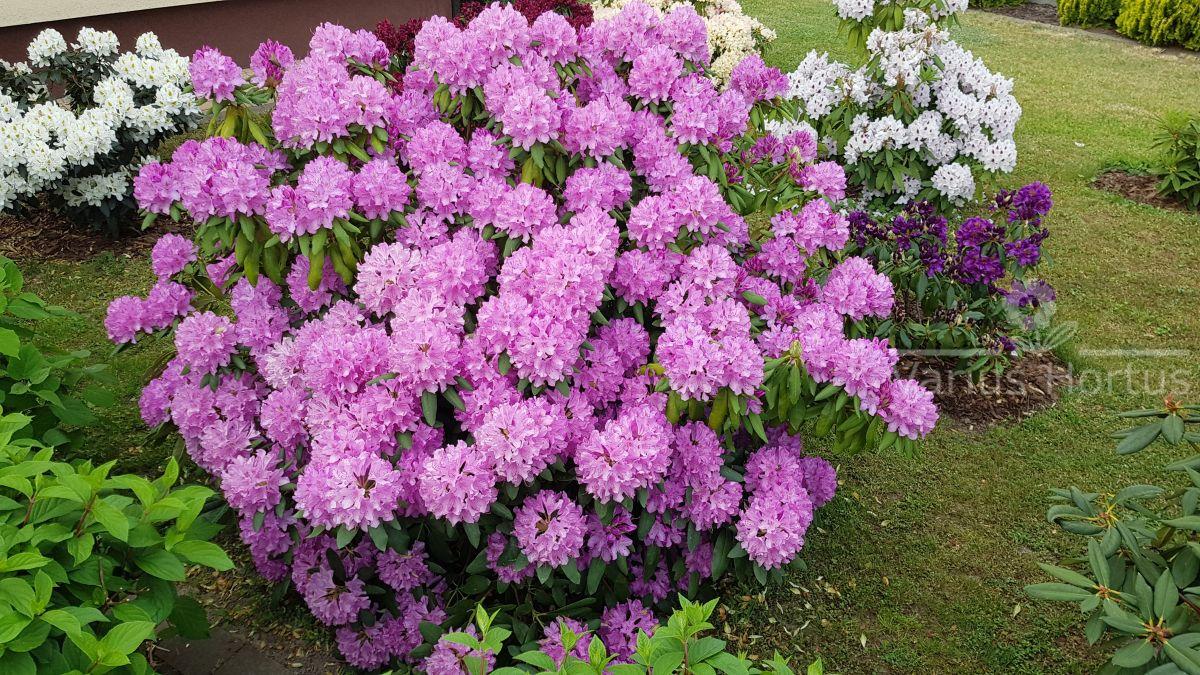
729 2 1200 672
13 5 1200 673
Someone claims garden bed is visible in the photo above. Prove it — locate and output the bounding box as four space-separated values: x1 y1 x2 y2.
0 209 193 262
1093 169 1197 213
897 352 1074 428
981 2 1060 25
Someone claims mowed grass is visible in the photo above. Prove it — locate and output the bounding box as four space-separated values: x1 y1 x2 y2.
726 2 1200 672
11 5 1200 673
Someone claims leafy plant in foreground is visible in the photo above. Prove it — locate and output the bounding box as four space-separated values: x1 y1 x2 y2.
0 409 232 674
1150 111 1200 212
1027 397 1200 674
414 597 822 675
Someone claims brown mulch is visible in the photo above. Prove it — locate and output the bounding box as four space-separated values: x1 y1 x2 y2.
981 2 1059 25
1092 169 1198 214
0 208 193 263
897 351 1074 428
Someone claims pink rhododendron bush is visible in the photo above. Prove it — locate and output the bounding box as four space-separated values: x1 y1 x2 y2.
107 2 938 669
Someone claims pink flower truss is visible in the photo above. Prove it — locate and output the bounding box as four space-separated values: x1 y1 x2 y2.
513 490 586 567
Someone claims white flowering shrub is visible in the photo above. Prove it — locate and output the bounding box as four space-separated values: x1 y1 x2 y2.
0 28 201 236
781 0 1021 211
592 0 776 86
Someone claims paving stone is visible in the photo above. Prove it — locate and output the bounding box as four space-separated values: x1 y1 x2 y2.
156 626 326 675
158 628 247 675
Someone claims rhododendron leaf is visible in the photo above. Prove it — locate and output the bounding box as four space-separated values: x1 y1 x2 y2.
421 391 438 427
1116 423 1162 455
367 525 387 551
537 565 551 585
443 388 465 411
463 522 480 548
331 523 352 550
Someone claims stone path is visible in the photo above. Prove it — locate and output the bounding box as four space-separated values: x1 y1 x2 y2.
156 627 341 675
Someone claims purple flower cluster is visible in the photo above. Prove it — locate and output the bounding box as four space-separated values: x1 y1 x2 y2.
106 236 196 344
848 183 1052 289
112 5 940 669
250 39 294 88
190 46 244 102
134 138 286 221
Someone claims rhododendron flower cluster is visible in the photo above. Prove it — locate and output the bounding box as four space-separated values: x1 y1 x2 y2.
592 0 777 86
782 0 1020 210
113 4 937 669
844 182 1054 369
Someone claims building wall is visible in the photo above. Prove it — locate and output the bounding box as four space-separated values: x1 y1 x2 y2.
0 0 451 62
4 1 227 27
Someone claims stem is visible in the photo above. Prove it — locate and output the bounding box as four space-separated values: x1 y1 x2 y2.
1180 591 1200 618
74 497 95 537
21 495 36 526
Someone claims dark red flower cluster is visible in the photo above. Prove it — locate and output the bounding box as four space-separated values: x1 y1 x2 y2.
374 17 424 59
377 1 593 62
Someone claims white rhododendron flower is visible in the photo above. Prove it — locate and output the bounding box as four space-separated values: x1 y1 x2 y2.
782 0 1020 206
1 30 199 217
75 27 120 57
931 162 976 203
27 29 68 67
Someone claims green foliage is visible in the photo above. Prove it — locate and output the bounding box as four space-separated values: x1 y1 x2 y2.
1027 398 1200 674
1058 0 1121 28
417 597 825 675
1150 111 1200 211
0 409 232 674
0 256 112 449
1116 0 1200 49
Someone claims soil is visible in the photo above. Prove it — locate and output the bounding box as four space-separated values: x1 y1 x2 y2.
897 351 1074 428
1092 169 1198 214
982 2 1059 25
0 207 193 263
151 540 343 675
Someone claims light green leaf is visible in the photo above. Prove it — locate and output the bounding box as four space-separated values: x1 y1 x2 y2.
133 549 186 581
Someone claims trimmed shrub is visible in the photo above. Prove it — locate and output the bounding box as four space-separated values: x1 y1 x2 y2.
1116 0 1200 49
1058 0 1122 28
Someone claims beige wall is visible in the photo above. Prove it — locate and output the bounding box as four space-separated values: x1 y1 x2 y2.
3 0 228 28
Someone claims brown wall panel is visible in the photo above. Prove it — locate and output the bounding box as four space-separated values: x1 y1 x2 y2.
0 0 451 63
